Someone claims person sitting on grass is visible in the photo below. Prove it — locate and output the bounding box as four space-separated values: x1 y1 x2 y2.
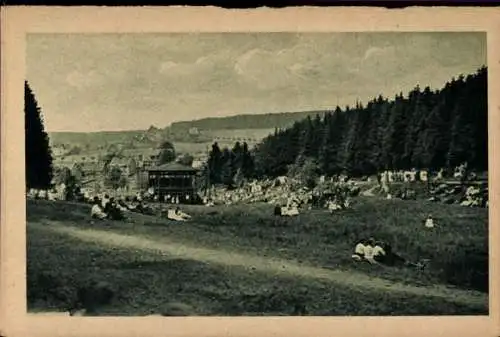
372 241 387 264
424 214 436 228
363 238 376 264
274 204 282 216
327 199 342 213
90 199 107 220
351 239 367 262
105 199 126 221
103 197 113 214
101 194 110 209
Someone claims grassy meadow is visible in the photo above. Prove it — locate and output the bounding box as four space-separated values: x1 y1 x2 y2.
27 196 488 316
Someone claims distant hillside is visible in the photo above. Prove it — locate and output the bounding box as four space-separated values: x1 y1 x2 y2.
169 110 329 131
49 110 330 149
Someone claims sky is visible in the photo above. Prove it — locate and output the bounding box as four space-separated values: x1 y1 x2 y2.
26 32 486 132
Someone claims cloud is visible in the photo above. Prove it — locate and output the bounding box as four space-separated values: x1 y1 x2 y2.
234 48 295 90
158 53 231 80
364 46 382 60
233 42 339 90
159 61 179 73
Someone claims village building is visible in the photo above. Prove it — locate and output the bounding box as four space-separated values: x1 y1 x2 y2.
122 148 162 169
108 156 131 175
189 127 200 135
191 159 205 169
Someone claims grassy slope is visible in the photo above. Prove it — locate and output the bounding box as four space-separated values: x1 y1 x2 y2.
26 198 488 315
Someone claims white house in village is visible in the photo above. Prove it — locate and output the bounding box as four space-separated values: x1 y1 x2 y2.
191 159 205 169
189 127 200 136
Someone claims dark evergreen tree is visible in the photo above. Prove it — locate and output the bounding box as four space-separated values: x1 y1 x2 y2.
340 106 360 174
25 81 53 189
471 67 488 171
231 141 243 177
208 142 222 184
318 107 347 175
220 147 234 187
241 142 254 178
382 94 407 170
157 141 176 165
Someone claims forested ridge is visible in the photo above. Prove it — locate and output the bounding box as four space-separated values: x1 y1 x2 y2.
252 67 488 179
170 110 327 131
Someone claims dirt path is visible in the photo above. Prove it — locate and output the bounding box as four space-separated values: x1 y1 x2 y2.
32 221 488 309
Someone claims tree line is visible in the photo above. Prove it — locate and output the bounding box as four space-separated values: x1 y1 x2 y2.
252 66 488 179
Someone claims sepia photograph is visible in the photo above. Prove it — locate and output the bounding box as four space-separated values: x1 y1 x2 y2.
23 31 489 317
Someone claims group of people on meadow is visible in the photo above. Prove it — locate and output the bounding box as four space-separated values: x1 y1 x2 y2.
352 238 401 265
352 215 436 268
90 193 193 223
377 163 473 186
90 194 150 221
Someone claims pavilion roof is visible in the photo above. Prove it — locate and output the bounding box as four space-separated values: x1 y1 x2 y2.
147 162 198 173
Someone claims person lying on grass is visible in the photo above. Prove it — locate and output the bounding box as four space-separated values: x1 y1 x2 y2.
280 204 300 217
375 242 426 269
167 207 191 221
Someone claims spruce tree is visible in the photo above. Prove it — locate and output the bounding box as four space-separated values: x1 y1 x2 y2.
25 81 53 190
208 142 222 184
241 142 254 178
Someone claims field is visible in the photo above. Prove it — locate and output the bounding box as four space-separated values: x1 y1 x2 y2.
27 196 488 316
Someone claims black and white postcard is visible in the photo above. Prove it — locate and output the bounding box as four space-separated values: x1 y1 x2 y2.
1 6 499 337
